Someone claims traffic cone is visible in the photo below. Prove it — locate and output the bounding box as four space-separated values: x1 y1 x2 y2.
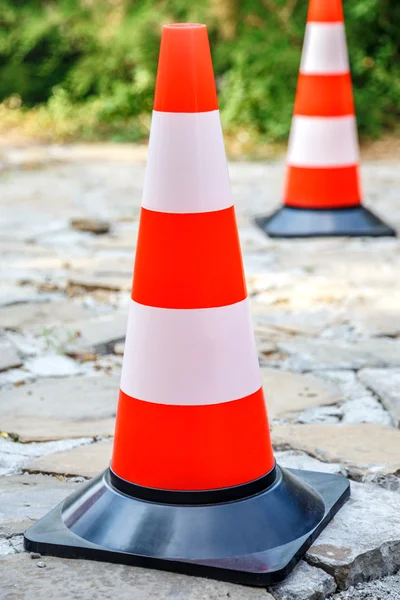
256 0 396 238
24 23 350 586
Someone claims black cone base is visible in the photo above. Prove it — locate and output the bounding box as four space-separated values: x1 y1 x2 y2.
255 205 396 238
24 466 350 587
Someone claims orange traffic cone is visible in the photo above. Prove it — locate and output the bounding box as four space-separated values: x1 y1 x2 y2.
256 0 396 237
24 23 350 586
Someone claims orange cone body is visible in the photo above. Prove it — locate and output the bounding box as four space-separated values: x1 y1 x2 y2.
111 23 274 492
284 0 361 209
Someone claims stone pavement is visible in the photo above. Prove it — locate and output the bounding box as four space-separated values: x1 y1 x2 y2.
1 144 400 599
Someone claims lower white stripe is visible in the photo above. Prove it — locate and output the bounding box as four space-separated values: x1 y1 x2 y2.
288 116 359 167
301 23 349 74
142 110 233 214
120 299 261 405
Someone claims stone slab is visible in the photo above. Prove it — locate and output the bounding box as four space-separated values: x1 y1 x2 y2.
272 423 400 478
293 405 342 425
0 301 93 330
0 367 36 389
0 474 81 537
25 441 112 479
349 304 400 338
0 437 91 477
300 371 392 427
68 272 131 292
0 338 21 372
0 376 118 441
24 354 83 377
275 450 342 475
359 368 400 426
261 368 340 420
0 554 272 600
252 306 342 337
270 561 336 600
0 284 51 308
307 481 400 589
275 338 400 371
65 312 128 355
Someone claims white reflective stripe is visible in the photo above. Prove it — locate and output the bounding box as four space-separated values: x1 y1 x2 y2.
300 23 349 74
120 299 261 405
142 110 233 214
287 116 359 167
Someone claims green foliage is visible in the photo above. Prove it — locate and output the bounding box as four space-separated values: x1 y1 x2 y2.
0 0 398 142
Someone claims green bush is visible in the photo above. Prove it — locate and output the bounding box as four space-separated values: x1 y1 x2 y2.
0 0 398 142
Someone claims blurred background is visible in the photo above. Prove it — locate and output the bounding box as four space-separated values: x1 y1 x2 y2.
0 0 399 154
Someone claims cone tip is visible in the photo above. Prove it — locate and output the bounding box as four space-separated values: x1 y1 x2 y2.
162 23 206 30
307 0 344 23
154 22 218 113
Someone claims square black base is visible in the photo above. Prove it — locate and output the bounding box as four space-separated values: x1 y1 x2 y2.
255 205 396 238
24 467 350 587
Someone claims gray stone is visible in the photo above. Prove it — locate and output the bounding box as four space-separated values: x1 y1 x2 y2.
316 371 392 426
0 284 50 308
0 368 36 389
0 301 94 330
275 450 342 475
238 226 271 252
0 376 118 441
0 338 21 372
295 395 391 427
307 481 400 589
340 395 393 426
272 423 400 478
9 535 24 553
254 307 341 338
89 229 139 251
332 573 400 600
359 368 400 426
114 342 125 355
0 437 91 476
257 341 279 358
0 474 81 537
25 441 112 478
79 353 123 378
271 370 391 426
316 370 376 402
275 338 400 371
294 405 342 425
261 368 340 421
0 538 15 556
70 218 110 235
65 312 128 355
350 306 400 338
0 554 272 600
270 561 336 600
67 272 131 292
24 354 83 377
5 330 45 358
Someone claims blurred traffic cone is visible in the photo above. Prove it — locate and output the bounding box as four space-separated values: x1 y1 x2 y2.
24 23 350 585
256 0 396 237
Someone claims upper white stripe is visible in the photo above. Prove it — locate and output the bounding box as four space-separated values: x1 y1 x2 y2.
287 116 359 167
142 111 233 214
120 299 261 405
300 23 349 74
